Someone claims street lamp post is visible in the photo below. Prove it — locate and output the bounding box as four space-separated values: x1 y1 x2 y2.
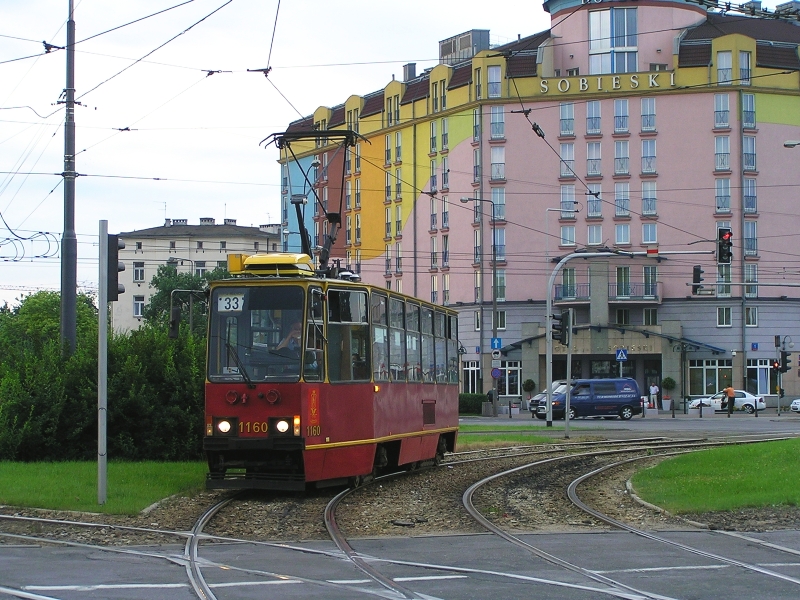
461 196 498 417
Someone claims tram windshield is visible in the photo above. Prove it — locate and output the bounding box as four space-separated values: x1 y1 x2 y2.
208 285 306 383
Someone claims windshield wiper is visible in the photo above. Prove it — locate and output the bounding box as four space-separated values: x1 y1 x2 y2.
225 342 255 389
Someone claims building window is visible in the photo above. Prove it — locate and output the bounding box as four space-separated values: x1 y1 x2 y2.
616 308 630 325
560 225 576 246
587 142 601 176
616 266 630 297
740 51 751 86
745 306 758 327
742 93 755 129
395 131 402 161
717 51 732 85
169 240 176 250
614 99 628 133
441 195 450 228
430 120 437 153
488 310 507 331
588 224 602 245
560 143 575 178
442 273 449 304
715 178 730 213
641 139 656 174
717 263 731 297
746 358 773 396
473 108 480 141
587 184 602 216
133 261 145 283
561 268 576 298
714 93 729 128
133 295 145 318
715 136 730 171
396 168 402 198
346 215 352 244
614 182 630 216
587 100 601 134
473 148 481 182
474 229 482 263
385 134 391 164
744 263 758 298
430 237 438 268
493 227 506 261
355 214 361 243
441 117 449 149
560 102 574 136
135 241 142 251
442 234 449 267
614 140 629 175
495 269 506 302
474 271 481 302
488 65 502 97
431 275 438 304
589 7 638 74
641 97 655 131
196 241 203 250
463 360 481 393
744 178 757 213
441 157 448 189
743 136 756 171
615 223 630 245
642 181 656 215
492 187 505 221
644 307 658 326
490 105 504 139
430 159 437 192
689 358 733 395
432 80 439 112
385 207 392 237
355 178 361 207
497 360 520 396
385 171 392 201
395 242 402 273
643 265 657 296
440 80 447 110
474 310 482 331
744 220 757 256
195 261 207 277
717 306 732 327
345 180 351 209
561 185 576 217
490 146 505 180
642 223 657 244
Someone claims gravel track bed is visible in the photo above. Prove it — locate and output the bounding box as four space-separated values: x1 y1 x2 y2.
2 447 799 547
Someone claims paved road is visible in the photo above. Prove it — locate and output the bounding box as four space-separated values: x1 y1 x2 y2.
1 413 798 600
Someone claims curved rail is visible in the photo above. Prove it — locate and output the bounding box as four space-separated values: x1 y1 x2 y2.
185 493 240 600
566 449 800 588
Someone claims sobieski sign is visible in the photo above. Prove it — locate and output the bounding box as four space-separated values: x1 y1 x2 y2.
539 72 677 94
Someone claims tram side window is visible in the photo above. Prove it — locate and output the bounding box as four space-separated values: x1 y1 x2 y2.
389 298 406 382
434 311 447 383
371 293 390 381
406 303 421 382
327 289 370 382
421 307 435 383
447 314 459 384
305 287 325 381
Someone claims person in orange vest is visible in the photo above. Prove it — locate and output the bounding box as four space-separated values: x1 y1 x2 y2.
724 385 736 417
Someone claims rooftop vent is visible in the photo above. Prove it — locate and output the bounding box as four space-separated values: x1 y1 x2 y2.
199 217 215 225
164 218 172 227
224 218 237 226
173 218 188 226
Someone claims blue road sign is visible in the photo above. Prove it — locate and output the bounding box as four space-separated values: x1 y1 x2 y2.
491 367 502 379
475 346 481 355
491 337 502 350
615 348 628 362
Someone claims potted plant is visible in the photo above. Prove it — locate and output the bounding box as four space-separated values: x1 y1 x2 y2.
661 377 676 411
522 379 536 410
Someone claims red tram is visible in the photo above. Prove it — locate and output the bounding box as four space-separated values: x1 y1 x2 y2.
203 253 460 490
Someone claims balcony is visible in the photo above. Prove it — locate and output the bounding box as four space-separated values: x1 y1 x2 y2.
473 246 481 263
614 157 629 176
641 155 656 175
715 195 731 213
395 257 402 274
642 197 657 216
744 195 757 214
490 163 505 181
587 158 601 177
560 118 574 137
473 165 481 182
491 122 504 139
641 114 656 132
743 153 756 172
608 282 662 303
714 110 729 128
715 153 730 171
744 237 757 256
430 213 437 230
441 211 449 229
554 283 590 303
586 116 601 135
614 115 628 134
560 159 575 178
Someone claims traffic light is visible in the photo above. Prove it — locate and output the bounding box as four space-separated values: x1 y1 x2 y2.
692 265 704 295
552 310 570 346
717 228 733 264
771 358 781 372
780 351 791 373
168 306 181 339
108 234 125 302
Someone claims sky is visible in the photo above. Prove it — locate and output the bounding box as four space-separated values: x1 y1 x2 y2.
0 0 553 306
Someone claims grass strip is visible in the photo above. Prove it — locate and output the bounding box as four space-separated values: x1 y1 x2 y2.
0 461 206 515
631 438 800 513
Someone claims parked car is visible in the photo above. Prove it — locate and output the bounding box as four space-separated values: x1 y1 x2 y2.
528 381 567 413
790 398 800 413
688 390 765 413
535 378 642 420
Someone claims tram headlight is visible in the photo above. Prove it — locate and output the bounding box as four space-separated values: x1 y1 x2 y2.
217 420 232 434
275 420 290 433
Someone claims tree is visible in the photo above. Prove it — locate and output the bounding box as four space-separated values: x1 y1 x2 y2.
143 265 228 336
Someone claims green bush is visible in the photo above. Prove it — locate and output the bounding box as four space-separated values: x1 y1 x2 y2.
459 393 486 414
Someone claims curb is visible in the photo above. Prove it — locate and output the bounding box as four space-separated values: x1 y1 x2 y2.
625 478 709 530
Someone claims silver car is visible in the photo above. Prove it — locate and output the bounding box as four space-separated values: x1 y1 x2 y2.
689 390 765 413
790 398 800 413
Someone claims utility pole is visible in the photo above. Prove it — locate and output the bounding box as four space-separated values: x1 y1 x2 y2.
60 0 77 353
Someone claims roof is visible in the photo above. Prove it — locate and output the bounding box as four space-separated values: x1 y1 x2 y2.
329 104 346 128
119 224 277 239
401 75 430 105
286 116 314 133
679 13 800 70
491 30 551 57
360 91 384 117
506 53 539 78
448 63 472 89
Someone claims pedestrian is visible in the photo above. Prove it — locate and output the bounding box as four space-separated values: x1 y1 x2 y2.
725 385 736 417
649 382 659 409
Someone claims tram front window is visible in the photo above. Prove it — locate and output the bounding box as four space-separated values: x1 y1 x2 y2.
208 286 305 382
